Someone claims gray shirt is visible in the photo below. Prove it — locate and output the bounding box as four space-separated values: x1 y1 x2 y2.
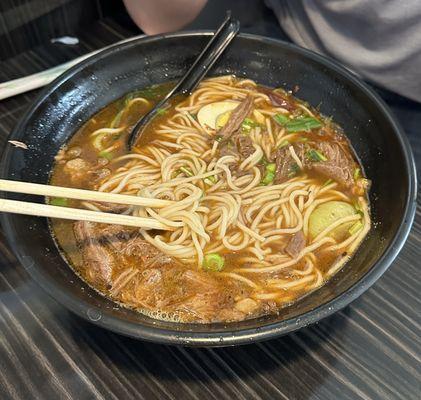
266 0 421 102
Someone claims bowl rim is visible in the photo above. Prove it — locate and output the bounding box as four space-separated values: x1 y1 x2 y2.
1 31 417 346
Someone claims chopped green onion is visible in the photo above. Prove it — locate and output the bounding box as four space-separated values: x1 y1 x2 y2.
50 198 68 207
156 108 168 116
179 166 194 177
261 171 275 185
274 115 323 132
261 163 277 185
278 139 289 148
354 168 361 180
307 149 327 162
322 179 333 187
204 175 217 185
215 135 223 142
99 150 113 160
349 220 363 235
287 117 322 132
273 114 289 126
242 117 257 132
288 162 300 178
203 253 225 272
298 137 309 142
266 163 276 173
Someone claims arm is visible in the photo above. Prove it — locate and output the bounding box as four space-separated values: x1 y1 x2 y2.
123 0 208 35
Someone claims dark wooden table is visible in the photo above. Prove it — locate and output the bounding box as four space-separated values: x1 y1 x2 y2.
0 17 420 400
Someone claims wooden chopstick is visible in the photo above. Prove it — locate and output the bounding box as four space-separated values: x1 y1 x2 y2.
0 198 171 230
0 179 173 208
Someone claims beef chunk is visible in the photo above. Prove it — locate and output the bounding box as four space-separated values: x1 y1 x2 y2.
310 141 355 188
235 135 255 159
285 231 306 258
274 143 305 184
73 221 115 286
217 95 253 140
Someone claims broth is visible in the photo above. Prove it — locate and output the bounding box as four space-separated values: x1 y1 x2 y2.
50 76 370 323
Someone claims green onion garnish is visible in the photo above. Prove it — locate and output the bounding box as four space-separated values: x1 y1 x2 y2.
50 198 68 207
285 117 322 132
242 117 258 132
261 171 275 185
349 221 363 235
274 115 322 132
203 253 225 272
179 166 194 177
307 149 327 162
156 108 168 116
273 114 289 126
204 175 217 185
266 163 276 173
99 150 113 160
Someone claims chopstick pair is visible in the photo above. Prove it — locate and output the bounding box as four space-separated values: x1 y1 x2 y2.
0 179 173 230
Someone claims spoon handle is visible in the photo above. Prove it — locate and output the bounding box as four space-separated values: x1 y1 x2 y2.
165 12 240 97
128 12 240 149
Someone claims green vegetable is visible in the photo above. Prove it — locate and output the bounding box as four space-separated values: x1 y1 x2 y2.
288 162 300 178
273 114 289 126
349 221 363 235
203 253 225 272
204 175 217 185
215 135 223 142
274 114 322 132
307 149 327 162
266 163 276 173
285 117 323 132
309 201 356 240
50 198 68 207
261 171 275 185
354 168 361 180
179 166 194 177
241 117 257 132
260 163 277 185
156 108 168 116
298 137 309 142
278 139 289 148
99 150 113 160
322 178 333 187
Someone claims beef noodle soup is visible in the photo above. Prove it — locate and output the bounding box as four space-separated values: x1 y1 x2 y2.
50 75 370 323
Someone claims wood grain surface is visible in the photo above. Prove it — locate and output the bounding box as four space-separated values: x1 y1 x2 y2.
0 15 420 400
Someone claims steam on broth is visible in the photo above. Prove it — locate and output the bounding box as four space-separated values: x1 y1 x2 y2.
50 75 370 323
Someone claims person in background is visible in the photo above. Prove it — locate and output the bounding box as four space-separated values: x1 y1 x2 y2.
123 0 421 104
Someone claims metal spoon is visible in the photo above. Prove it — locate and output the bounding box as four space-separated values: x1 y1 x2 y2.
128 12 240 149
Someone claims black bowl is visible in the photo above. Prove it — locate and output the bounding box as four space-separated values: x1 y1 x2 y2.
0 32 416 346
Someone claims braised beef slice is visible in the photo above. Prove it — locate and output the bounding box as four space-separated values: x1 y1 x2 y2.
274 143 305 184
310 141 355 188
235 134 255 159
73 221 115 286
217 95 253 140
285 231 306 258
